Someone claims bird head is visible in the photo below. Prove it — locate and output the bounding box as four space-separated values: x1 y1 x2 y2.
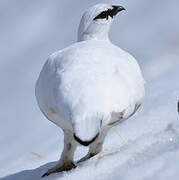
78 4 125 41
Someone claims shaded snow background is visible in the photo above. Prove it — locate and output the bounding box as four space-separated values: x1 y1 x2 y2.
0 0 179 179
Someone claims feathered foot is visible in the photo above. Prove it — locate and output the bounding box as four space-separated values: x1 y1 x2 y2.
41 161 76 177
77 153 97 164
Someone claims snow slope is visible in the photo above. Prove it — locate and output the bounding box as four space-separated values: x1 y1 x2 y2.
1 52 179 180
0 0 179 179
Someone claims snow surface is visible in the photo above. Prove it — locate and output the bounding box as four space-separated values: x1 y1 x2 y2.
0 0 179 180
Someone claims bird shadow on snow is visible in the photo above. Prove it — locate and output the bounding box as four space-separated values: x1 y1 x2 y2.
0 161 65 180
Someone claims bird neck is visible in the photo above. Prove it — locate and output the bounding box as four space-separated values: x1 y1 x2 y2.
77 23 110 42
78 31 109 42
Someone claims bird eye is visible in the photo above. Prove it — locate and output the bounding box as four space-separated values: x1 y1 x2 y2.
93 11 109 20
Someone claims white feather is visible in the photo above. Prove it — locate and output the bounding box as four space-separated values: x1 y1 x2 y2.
36 4 145 141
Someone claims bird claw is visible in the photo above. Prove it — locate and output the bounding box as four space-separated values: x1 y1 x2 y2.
77 153 96 164
41 162 76 177
41 172 50 178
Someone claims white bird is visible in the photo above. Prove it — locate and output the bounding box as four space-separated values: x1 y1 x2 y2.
35 3 145 177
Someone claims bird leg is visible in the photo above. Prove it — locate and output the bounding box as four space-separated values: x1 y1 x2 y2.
77 152 96 163
77 142 103 163
77 128 108 164
42 131 77 177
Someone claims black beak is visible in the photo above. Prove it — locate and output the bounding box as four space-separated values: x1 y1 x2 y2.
112 5 126 16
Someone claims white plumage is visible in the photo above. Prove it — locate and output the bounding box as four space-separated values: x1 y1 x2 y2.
36 3 145 177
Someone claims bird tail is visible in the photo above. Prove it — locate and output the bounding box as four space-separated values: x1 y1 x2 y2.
73 115 101 142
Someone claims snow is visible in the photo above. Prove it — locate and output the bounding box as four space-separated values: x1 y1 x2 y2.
0 0 179 180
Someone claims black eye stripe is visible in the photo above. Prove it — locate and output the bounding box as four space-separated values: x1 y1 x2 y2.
93 10 109 20
93 8 116 21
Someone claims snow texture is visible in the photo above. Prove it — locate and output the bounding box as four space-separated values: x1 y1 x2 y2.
0 0 179 180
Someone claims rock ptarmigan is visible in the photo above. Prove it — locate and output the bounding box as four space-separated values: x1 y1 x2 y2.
35 4 145 177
